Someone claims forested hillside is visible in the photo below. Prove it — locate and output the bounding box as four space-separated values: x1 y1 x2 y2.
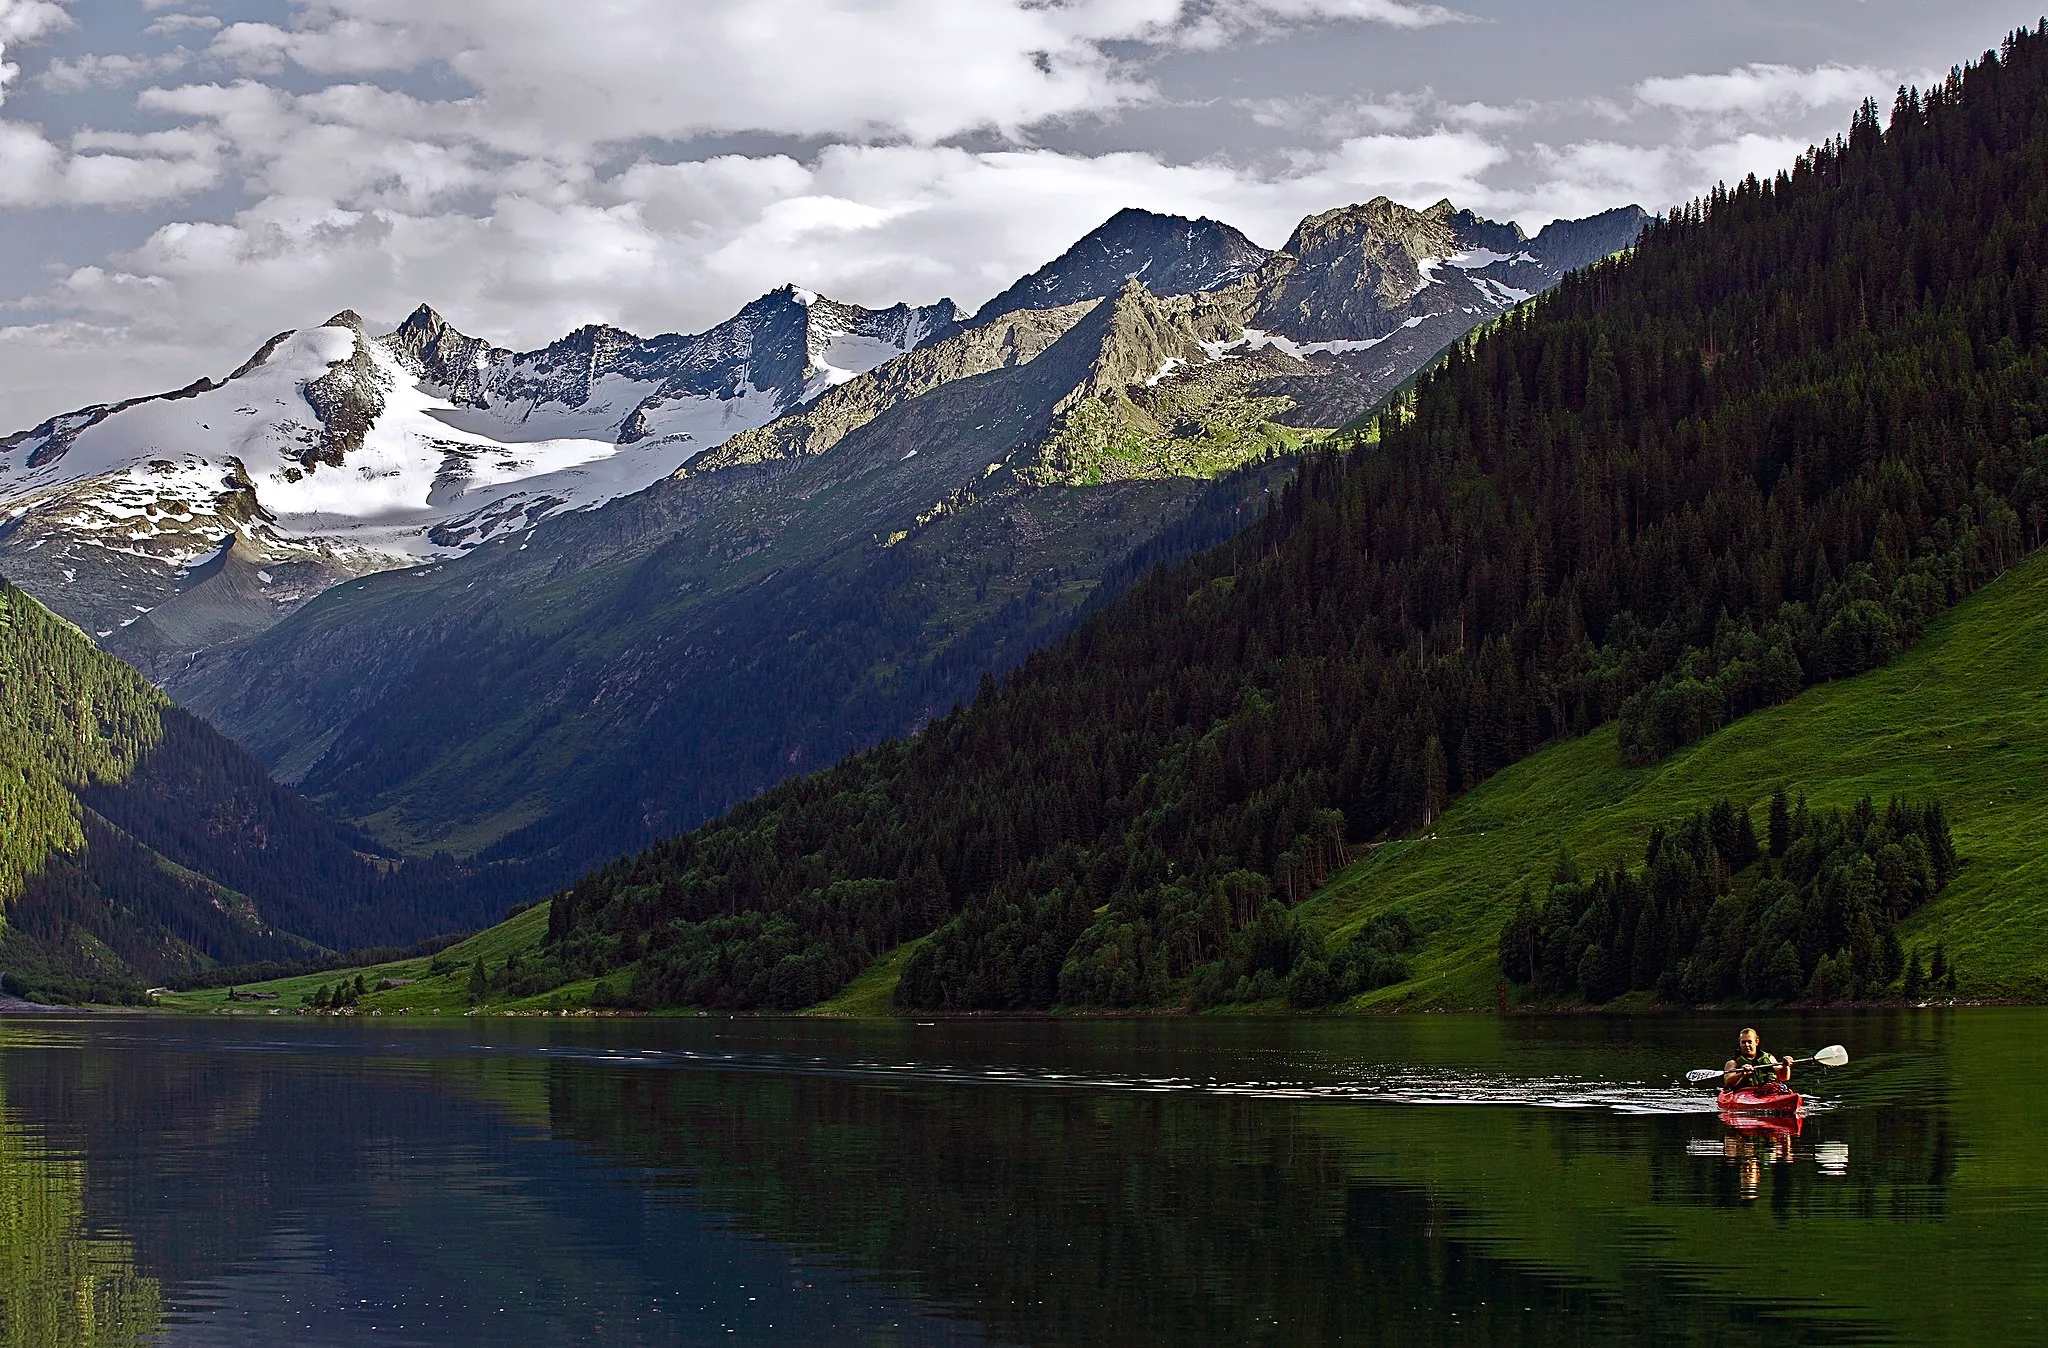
0 578 502 996
546 27 2048 1011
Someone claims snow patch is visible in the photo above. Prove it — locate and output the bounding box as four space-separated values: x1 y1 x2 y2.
1447 248 1537 270
1145 357 1187 386
1472 277 1536 306
1209 329 1394 360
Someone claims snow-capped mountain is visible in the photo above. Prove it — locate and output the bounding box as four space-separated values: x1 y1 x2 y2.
0 194 1643 682
0 287 954 657
166 195 1646 891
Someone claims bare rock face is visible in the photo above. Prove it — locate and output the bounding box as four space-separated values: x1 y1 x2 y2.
698 301 1100 473
1249 197 1466 340
1059 279 1237 408
299 312 390 467
384 304 505 408
966 206 1270 330
1528 205 1652 273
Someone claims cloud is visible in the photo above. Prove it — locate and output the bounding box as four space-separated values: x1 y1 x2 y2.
144 13 222 37
39 49 189 92
1157 0 1472 48
1635 62 1901 121
1243 91 1431 135
1243 89 1535 139
0 0 72 106
0 0 219 207
0 0 1958 432
0 122 219 207
0 0 67 46
202 0 1468 147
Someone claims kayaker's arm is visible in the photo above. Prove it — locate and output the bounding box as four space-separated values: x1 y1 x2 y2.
1723 1058 1741 1087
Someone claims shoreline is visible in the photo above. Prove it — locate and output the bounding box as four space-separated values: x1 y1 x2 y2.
64 993 2020 1021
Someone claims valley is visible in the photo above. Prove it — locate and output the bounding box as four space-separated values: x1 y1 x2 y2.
1 189 1646 996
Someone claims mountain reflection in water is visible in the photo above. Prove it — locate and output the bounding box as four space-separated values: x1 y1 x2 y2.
0 1010 2034 1346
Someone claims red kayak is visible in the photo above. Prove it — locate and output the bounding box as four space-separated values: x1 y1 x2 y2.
1717 1083 1803 1115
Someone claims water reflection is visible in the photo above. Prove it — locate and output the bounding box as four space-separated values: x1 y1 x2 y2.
0 1011 2036 1345
0 1077 160 1347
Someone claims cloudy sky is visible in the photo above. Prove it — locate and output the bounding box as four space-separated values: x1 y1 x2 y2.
0 0 2031 428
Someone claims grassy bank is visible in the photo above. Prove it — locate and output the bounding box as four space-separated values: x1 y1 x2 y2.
152 904 574 1016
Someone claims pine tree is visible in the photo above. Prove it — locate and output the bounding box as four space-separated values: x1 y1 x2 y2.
1768 787 1792 858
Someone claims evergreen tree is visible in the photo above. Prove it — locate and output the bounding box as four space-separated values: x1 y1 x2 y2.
1768 788 1792 858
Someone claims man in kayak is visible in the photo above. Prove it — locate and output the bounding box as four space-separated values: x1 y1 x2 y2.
1723 1026 1792 1089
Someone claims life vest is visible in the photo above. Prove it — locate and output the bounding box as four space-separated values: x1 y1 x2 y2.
1733 1050 1780 1087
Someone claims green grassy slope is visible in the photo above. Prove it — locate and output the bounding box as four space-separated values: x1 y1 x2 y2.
1301 546 2048 1008
155 903 563 1015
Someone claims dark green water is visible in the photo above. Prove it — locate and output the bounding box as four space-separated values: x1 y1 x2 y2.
0 1009 2039 1346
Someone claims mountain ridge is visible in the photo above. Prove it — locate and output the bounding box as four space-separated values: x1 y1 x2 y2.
0 285 959 676
160 194 1644 899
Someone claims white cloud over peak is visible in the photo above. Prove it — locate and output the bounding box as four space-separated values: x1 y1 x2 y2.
1164 0 1471 48
202 0 1467 146
39 49 189 93
143 13 222 38
1635 62 1904 121
0 0 71 105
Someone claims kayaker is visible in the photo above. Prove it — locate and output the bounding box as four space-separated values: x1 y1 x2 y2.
1723 1027 1792 1090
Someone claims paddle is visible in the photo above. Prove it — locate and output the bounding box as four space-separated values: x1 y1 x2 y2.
1685 1043 1849 1085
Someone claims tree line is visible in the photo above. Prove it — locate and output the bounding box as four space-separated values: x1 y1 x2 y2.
1499 790 1957 1004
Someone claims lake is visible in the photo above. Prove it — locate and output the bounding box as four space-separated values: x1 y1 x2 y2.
0 1008 2039 1345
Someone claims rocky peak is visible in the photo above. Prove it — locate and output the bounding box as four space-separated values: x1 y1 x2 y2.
968 207 1271 331
1444 208 1528 255
1255 198 1465 340
301 315 388 468
1529 205 1650 273
1279 197 1459 274
1059 279 1222 408
382 304 505 406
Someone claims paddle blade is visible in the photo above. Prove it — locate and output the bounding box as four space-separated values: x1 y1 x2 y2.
1685 1068 1726 1084
1812 1044 1849 1069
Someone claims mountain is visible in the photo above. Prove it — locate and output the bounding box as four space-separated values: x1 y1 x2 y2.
164 199 1641 900
0 288 955 677
539 34 2048 1012
0 577 503 999
167 281 1299 878
964 206 1269 327
0 198 1632 683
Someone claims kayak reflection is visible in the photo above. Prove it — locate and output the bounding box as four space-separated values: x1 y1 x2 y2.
1683 1116 1857 1202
